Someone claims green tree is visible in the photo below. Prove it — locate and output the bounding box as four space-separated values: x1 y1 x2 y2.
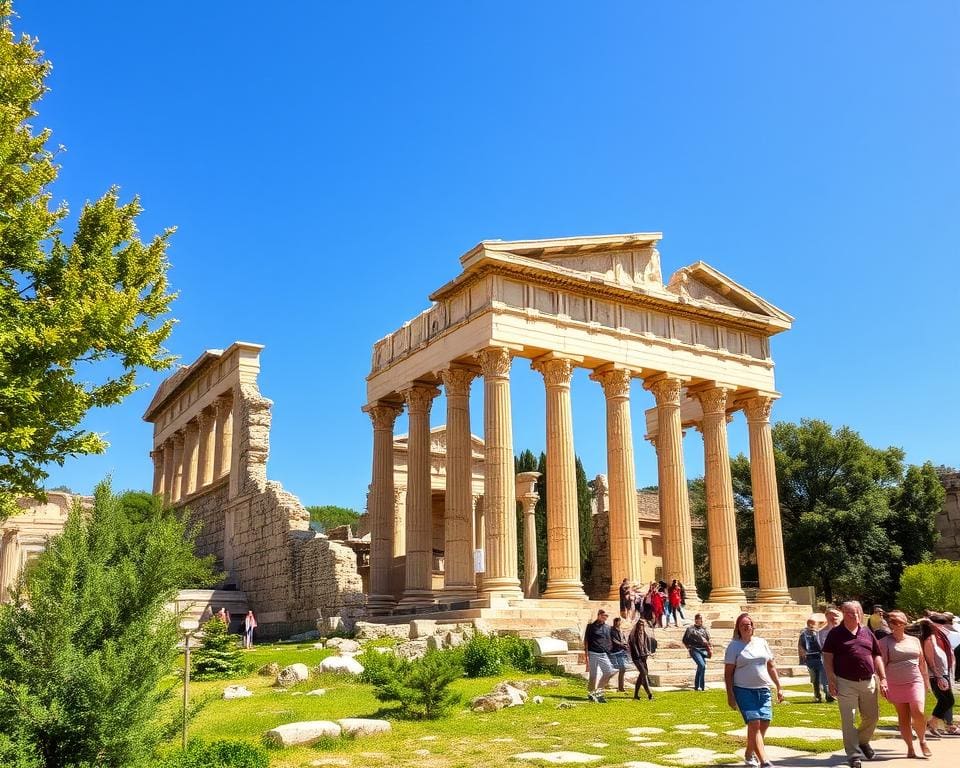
896 560 960 615
0 481 216 768
372 649 463 719
730 419 940 604
0 3 176 519
192 617 246 680
306 505 360 533
688 477 711 598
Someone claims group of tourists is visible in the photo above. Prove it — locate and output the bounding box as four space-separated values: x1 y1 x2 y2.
583 607 657 703
208 607 258 649
618 577 688 628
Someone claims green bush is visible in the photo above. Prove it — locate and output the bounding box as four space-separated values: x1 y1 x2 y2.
373 649 463 719
500 635 541 673
0 733 40 768
357 646 411 686
193 618 248 680
897 559 960 615
461 632 541 677
158 740 269 768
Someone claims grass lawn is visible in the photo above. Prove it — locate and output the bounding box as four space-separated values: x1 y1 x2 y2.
162 642 909 767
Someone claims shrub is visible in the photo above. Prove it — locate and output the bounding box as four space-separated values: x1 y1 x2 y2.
461 632 541 677
158 740 269 768
500 635 541 673
192 618 248 680
357 646 411 686
373 649 463 719
897 560 960 615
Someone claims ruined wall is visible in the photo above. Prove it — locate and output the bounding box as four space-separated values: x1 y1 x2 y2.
182 478 229 566
935 471 960 561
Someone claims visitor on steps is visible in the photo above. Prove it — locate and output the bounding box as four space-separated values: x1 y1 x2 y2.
619 578 632 619
628 617 657 700
682 613 712 691
610 617 630 692
798 616 828 702
583 608 616 703
668 580 684 626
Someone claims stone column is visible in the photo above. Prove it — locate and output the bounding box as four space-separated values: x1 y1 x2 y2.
441 367 478 599
743 395 792 603
170 432 185 502
213 393 234 480
392 486 407 598
532 355 586 599
473 494 485 589
645 374 696 590
151 447 165 496
400 383 439 605
182 419 200 497
0 531 19 603
591 364 644 598
197 409 216 489
516 472 541 599
365 401 403 608
692 386 746 603
477 346 522 597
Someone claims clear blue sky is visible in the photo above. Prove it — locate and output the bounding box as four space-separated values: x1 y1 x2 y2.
21 1 959 509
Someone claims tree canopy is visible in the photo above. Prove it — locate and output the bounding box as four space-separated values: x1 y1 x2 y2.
729 418 943 603
306 504 360 533
0 2 176 518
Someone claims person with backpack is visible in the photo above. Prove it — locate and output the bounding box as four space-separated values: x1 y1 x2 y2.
798 616 828 702
628 617 657 700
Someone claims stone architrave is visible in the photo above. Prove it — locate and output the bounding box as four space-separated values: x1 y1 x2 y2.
477 347 522 597
365 401 403 608
590 364 644 598
213 393 233 480
440 367 479 599
645 374 696 590
399 383 439 605
197 409 216 489
170 432 185 502
532 354 586 600
743 395 791 603
692 386 746 603
516 472 541 599
182 419 200 497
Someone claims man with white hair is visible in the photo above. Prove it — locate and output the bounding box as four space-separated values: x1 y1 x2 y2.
823 601 888 768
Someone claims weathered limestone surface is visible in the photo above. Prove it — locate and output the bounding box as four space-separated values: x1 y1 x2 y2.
935 471 960 560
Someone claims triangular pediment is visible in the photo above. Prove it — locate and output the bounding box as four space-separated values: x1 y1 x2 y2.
666 262 793 324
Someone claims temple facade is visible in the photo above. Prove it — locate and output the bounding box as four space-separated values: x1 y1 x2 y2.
365 233 793 608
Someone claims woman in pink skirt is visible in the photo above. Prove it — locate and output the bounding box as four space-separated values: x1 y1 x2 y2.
880 611 931 758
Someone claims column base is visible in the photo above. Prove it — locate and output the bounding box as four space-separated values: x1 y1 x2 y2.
479 577 523 599
755 588 793 604
708 586 747 603
398 589 435 606
365 593 397 609
440 585 477 602
543 580 588 600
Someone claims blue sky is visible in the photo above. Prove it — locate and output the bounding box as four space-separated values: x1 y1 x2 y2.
20 2 959 509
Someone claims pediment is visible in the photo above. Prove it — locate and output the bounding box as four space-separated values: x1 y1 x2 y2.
666 262 793 324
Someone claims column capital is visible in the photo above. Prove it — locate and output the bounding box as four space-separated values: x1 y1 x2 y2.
692 385 734 416
742 394 778 424
440 367 478 397
197 408 215 429
171 431 185 446
365 401 403 430
590 364 634 399
643 373 688 406
214 391 234 412
531 356 575 388
150 447 163 460
476 346 513 379
400 383 440 414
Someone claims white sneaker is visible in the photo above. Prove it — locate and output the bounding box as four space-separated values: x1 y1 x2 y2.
745 754 760 768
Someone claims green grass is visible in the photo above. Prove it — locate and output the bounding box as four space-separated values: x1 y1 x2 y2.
163 642 911 768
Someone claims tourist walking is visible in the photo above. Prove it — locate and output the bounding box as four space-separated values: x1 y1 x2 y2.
619 578 632 619
215 607 231 627
723 613 784 768
583 608 616 703
920 617 957 736
628 618 657 700
610 617 630 693
668 579 684 626
798 616 828 702
879 611 930 758
867 605 890 639
242 610 257 649
682 613 712 691
650 582 665 628
822 600 889 768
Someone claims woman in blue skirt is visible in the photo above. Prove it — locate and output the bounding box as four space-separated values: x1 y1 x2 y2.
724 613 784 768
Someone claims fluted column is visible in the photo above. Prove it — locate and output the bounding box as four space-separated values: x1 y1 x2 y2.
162 439 175 504
213 393 234 480
441 367 478 599
591 364 644 598
197 409 216 489
151 447 165 496
170 432 185 502
473 494 485 589
392 486 407 598
533 354 586 599
0 531 19 603
400 383 439 605
182 419 200 497
692 386 746 603
516 472 541 599
477 346 522 597
365 401 403 608
645 374 696 590
743 395 791 603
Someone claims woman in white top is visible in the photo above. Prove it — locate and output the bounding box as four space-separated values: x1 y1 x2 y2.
724 613 784 768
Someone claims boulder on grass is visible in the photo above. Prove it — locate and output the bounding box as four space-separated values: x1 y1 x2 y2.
470 683 528 712
223 685 253 700
337 718 392 737
324 637 360 653
276 663 310 687
257 662 280 677
316 655 364 675
264 721 341 747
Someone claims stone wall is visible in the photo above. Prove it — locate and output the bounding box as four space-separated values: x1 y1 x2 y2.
935 470 960 561
183 478 229 566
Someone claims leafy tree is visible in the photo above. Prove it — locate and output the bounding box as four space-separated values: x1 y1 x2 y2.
306 505 360 533
575 457 593 583
0 481 216 768
896 560 960 615
730 419 941 603
372 649 463 719
688 477 711 597
0 2 176 519
191 617 246 680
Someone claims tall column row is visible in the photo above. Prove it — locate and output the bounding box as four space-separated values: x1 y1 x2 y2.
152 391 234 505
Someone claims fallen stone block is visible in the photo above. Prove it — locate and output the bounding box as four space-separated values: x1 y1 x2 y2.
354 621 408 640
324 637 359 652
257 662 280 677
264 721 342 747
533 637 568 656
336 718 391 737
223 685 253 699
316 655 364 675
276 663 310 687
409 619 437 639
